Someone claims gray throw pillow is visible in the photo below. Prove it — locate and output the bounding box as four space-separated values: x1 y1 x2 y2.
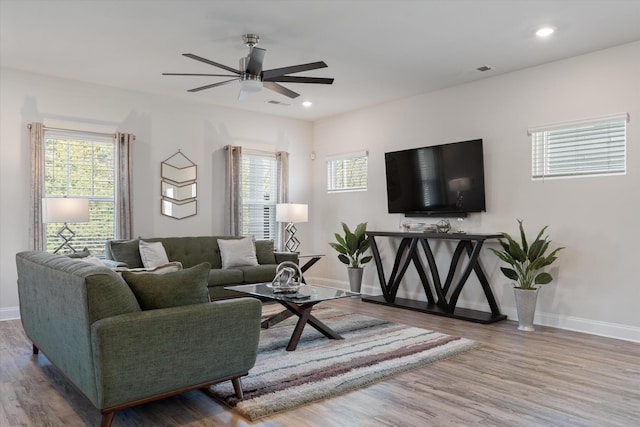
255 240 277 265
122 262 211 310
109 239 144 268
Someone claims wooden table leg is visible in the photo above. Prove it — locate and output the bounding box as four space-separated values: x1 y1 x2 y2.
279 301 343 351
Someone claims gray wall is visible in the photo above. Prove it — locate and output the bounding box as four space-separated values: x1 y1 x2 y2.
309 41 640 341
2 41 638 341
0 68 313 318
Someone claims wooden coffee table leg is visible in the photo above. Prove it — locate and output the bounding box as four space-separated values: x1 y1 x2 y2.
286 305 313 351
280 301 343 351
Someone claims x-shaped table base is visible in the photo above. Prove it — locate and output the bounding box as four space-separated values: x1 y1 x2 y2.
261 300 343 351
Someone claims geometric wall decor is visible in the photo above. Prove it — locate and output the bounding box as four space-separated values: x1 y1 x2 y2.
160 150 197 219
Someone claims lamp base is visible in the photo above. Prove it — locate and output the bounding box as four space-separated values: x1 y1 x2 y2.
284 222 300 252
52 223 79 254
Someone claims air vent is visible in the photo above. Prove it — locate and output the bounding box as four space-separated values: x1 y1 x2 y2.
267 100 291 106
476 65 493 72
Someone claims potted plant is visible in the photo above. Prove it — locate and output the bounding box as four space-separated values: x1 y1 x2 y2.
329 222 372 292
489 219 564 331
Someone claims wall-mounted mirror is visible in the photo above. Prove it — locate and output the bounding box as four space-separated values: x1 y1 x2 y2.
161 181 197 201
161 199 197 219
161 162 197 183
161 150 197 219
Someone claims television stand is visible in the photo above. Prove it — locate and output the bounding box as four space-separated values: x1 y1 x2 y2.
362 231 506 324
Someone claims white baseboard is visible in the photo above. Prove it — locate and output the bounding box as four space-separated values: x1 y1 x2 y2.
306 276 640 343
0 306 20 321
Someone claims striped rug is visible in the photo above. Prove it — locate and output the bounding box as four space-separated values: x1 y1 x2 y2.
208 307 479 421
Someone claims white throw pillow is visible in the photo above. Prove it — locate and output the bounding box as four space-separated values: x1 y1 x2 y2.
139 240 170 268
218 237 259 269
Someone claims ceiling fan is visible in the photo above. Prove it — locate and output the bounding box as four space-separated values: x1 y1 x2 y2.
163 34 334 100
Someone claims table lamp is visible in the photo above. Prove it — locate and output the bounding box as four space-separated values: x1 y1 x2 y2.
276 203 308 252
42 197 90 254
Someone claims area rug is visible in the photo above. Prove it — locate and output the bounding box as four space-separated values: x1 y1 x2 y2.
208 307 479 420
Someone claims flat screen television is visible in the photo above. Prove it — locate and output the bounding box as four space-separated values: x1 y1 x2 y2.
385 139 486 217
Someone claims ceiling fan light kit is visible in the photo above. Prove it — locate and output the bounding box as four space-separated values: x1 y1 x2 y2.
163 34 334 101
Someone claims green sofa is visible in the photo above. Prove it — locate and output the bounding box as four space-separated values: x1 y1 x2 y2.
104 236 298 299
16 251 262 427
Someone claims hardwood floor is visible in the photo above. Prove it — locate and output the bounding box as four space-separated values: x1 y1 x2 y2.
1 298 638 426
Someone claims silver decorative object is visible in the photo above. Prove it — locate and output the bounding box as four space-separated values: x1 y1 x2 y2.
270 261 304 293
436 219 451 233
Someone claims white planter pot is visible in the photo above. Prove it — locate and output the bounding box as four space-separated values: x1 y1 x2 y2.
513 287 539 331
347 267 363 293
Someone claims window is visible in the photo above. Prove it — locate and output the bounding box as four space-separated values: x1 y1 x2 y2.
529 113 628 180
43 129 116 254
241 150 277 240
327 150 368 192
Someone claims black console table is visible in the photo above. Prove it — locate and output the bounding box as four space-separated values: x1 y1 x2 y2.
362 231 506 324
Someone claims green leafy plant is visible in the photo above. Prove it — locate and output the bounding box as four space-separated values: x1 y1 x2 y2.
329 222 373 268
489 219 564 289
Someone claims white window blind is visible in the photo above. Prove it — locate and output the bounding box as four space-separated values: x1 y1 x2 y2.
529 113 628 180
327 150 368 193
43 129 116 254
241 150 277 240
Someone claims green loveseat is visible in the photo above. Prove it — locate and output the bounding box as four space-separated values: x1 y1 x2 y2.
105 236 298 299
16 251 262 427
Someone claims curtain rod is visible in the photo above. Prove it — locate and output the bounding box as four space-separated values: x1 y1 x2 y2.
27 124 135 140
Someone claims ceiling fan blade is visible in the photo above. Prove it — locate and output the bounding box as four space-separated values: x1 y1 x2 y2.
261 61 328 80
162 73 239 77
187 78 238 92
263 75 334 84
246 47 266 75
182 53 240 74
263 82 300 99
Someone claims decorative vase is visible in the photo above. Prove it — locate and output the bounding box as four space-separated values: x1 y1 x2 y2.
513 287 539 331
347 267 364 293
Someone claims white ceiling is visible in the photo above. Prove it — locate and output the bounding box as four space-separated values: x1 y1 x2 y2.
2 0 640 121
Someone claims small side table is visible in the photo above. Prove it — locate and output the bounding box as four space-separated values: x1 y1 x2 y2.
298 254 324 283
299 254 324 272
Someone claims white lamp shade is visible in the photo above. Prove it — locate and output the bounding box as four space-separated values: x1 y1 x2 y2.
42 198 90 223
276 203 308 223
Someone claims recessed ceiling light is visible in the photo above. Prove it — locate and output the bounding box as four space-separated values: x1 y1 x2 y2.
302 101 313 108
536 27 555 37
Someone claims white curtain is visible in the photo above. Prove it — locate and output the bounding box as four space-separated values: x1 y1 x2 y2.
28 123 45 251
116 133 134 239
224 145 242 235
276 151 289 250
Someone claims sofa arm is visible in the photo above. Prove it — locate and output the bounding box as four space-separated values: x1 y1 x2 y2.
275 251 299 264
90 297 261 410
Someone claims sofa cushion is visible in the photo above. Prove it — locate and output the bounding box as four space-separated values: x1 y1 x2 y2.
139 240 169 268
207 268 244 287
142 236 223 269
238 264 278 284
218 237 259 268
255 240 277 265
108 239 143 268
122 262 211 310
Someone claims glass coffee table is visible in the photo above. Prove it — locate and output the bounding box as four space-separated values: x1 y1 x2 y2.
225 283 359 351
